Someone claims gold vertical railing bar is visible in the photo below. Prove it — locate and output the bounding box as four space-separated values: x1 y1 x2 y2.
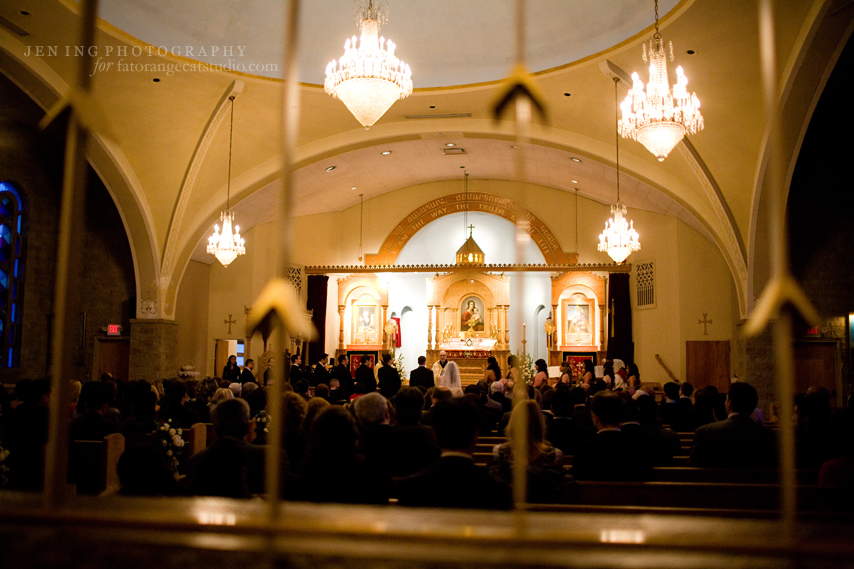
758 0 796 542
264 0 302 524
44 0 100 507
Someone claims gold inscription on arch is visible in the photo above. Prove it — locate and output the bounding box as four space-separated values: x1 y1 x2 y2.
366 192 571 265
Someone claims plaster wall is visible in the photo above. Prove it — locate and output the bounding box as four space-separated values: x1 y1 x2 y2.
174 260 210 375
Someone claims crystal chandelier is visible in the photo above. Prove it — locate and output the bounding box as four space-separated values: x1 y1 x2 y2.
207 95 245 267
600 78 640 263
618 0 703 161
324 0 412 129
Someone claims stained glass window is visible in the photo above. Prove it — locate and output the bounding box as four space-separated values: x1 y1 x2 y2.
0 182 24 368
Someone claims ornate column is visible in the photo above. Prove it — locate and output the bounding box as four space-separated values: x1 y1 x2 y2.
427 305 434 351
599 303 606 348
503 306 510 350
338 305 345 350
552 304 559 348
436 307 444 347
496 307 504 348
381 305 388 347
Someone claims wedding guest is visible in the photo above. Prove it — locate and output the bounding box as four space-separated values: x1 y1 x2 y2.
222 355 241 383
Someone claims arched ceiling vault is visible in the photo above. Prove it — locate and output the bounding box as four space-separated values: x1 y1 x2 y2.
0 0 848 321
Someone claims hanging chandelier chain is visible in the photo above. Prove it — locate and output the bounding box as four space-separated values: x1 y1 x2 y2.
653 0 661 39
358 193 364 262
464 170 469 235
614 77 620 203
227 95 235 210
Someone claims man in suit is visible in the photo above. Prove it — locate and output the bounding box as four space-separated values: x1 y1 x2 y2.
688 382 778 469
409 355 435 389
672 382 695 432
288 354 303 384
546 389 595 455
356 357 377 393
377 352 402 399
331 354 354 399
263 357 276 387
239 359 256 385
186 398 280 497
397 398 512 510
312 353 329 387
570 387 595 431
156 380 200 429
622 394 682 467
572 391 651 481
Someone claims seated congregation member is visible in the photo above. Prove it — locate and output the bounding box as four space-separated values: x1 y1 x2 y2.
630 394 682 466
670 382 694 431
480 380 503 413
293 379 311 400
4 378 51 490
489 381 512 414
355 358 377 393
157 380 200 429
378 353 402 399
353 393 395 499
572 391 651 481
303 397 330 436
186 398 274 497
688 382 777 469
546 389 595 455
464 384 502 435
688 388 717 430
570 387 595 431
421 386 452 427
293 406 383 504
390 387 440 477
659 382 681 428
314 383 330 402
327 379 344 403
397 398 513 510
116 444 178 497
246 388 269 444
409 356 435 390
70 382 120 441
281 392 309 468
489 399 577 504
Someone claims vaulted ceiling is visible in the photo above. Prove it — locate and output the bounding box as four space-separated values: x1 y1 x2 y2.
0 0 850 319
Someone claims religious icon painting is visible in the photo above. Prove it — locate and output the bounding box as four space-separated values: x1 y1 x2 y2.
563 294 594 346
460 296 485 332
352 302 379 344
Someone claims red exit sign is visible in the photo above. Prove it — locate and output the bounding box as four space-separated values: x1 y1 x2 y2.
107 324 121 336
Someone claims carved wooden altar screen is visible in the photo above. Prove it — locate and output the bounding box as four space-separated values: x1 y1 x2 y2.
549 272 607 367
336 274 389 357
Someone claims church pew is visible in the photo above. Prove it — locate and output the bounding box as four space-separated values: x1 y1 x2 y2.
570 481 854 513
648 467 819 485
69 432 125 496
183 422 207 457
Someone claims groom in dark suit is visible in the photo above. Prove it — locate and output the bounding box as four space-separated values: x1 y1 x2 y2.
409 356 435 390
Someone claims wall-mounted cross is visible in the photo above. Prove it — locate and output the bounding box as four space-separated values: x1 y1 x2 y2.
224 314 237 335
698 313 713 335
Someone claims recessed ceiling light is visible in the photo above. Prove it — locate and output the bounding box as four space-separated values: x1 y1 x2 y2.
564 92 571 97
19 10 30 16
511 145 520 149
445 143 456 147
571 157 581 163
325 166 336 172
687 49 696 55
381 150 392 155
572 180 578 184
152 78 161 82
351 186 357 190
429 105 436 109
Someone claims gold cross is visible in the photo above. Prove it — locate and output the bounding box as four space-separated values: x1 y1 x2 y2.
698 313 713 335
468 224 474 237
224 313 237 335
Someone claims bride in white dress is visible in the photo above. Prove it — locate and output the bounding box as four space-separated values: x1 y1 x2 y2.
439 360 462 391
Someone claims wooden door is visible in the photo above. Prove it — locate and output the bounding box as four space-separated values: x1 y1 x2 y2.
214 340 231 378
793 341 838 404
686 340 730 392
97 339 129 381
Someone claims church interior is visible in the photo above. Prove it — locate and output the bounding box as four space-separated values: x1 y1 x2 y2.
2 0 854 566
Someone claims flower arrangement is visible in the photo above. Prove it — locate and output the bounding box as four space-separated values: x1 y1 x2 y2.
516 352 534 383
392 353 406 378
157 419 185 473
0 444 10 487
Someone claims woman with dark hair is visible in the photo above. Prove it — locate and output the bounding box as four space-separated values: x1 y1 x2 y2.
602 361 615 387
504 355 520 391
483 357 502 385
533 359 548 388
559 361 572 386
580 359 595 386
627 363 640 390
222 355 240 383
